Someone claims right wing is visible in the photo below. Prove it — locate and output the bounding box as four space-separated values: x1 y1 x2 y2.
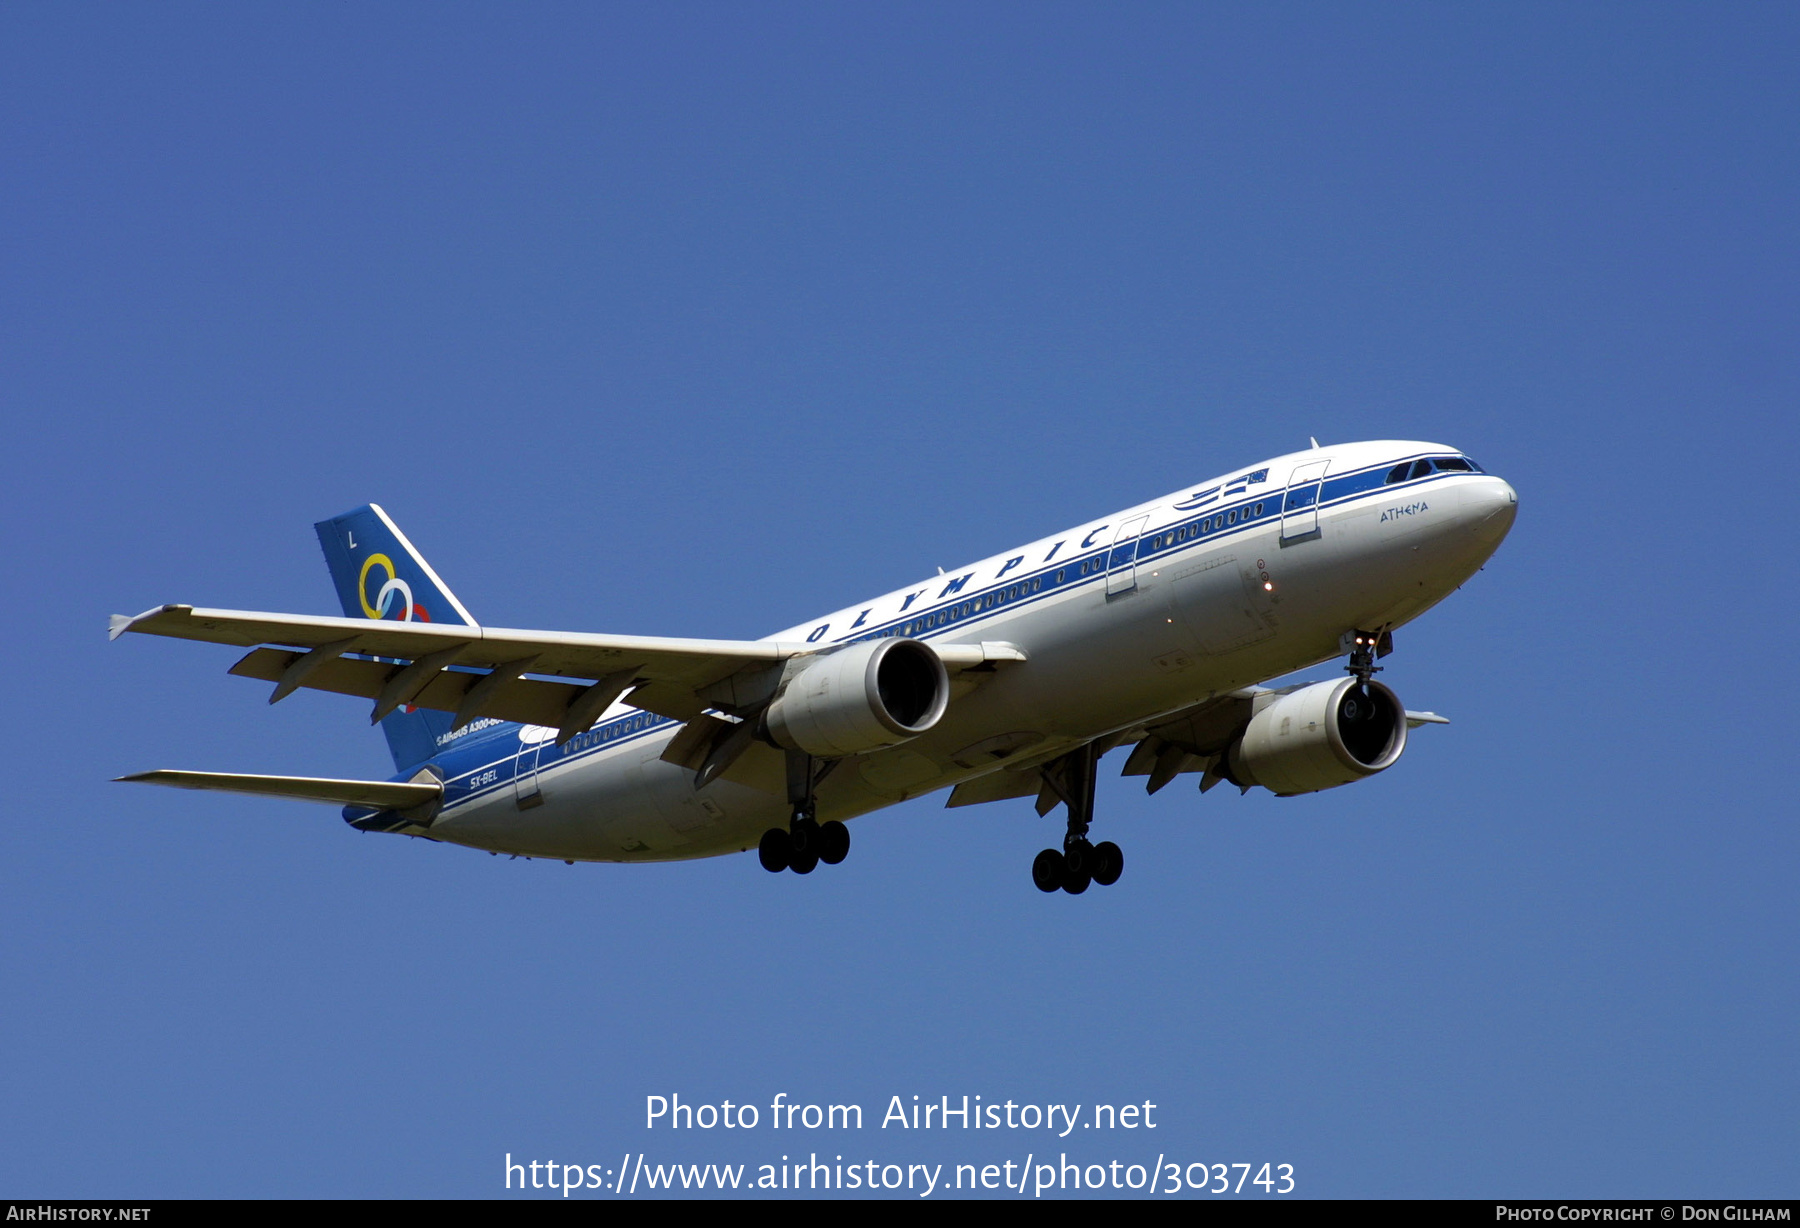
109 604 1024 743
110 603 809 737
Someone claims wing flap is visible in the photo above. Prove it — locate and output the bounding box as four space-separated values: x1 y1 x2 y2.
945 769 1043 808
116 769 440 810
227 647 591 729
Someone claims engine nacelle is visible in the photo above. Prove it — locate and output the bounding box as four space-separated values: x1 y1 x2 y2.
1227 677 1408 796
763 638 950 758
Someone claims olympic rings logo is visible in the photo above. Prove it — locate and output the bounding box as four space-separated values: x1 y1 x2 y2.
357 553 420 622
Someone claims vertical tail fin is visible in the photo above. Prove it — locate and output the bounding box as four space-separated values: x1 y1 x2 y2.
314 504 480 771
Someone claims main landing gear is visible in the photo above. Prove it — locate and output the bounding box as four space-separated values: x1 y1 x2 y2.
1031 742 1124 895
758 751 850 876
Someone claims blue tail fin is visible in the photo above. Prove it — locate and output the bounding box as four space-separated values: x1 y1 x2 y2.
315 504 480 772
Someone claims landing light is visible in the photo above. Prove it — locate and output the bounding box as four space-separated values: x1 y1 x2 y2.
1263 581 1275 592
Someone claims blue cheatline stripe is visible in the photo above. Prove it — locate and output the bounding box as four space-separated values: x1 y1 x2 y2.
345 711 680 821
433 714 678 812
827 454 1468 649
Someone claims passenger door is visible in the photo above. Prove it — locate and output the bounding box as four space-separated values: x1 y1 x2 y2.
514 728 550 809
1106 515 1151 596
1279 460 1330 545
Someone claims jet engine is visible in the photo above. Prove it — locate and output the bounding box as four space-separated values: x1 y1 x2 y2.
1226 677 1408 796
763 638 950 758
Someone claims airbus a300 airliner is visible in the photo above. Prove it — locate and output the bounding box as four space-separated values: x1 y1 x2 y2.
114 440 1516 894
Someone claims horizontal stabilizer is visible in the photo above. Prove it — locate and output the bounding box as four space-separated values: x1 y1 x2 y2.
115 769 441 810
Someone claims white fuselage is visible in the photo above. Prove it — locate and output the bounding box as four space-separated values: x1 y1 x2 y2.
423 440 1517 862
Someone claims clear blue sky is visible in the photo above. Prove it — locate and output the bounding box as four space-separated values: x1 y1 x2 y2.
3 2 1795 1198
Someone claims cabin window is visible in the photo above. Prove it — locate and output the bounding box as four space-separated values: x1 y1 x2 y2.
1227 509 1237 525
1254 501 1264 516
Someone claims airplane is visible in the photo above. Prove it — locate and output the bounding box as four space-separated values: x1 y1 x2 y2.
112 439 1517 894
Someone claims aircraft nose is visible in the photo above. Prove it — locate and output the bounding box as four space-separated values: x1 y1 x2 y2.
1460 475 1518 544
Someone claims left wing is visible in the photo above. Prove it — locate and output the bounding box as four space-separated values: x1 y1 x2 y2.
946 688 1450 808
1120 689 1448 795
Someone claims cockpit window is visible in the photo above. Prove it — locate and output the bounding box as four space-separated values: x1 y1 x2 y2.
1434 456 1474 472
1409 459 1434 481
1385 463 1411 484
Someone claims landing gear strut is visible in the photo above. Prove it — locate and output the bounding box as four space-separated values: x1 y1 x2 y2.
758 751 850 876
1032 742 1124 895
1344 629 1393 683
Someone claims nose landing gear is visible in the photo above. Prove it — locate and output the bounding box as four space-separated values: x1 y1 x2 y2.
757 751 850 877
1031 742 1125 895
1343 628 1394 683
